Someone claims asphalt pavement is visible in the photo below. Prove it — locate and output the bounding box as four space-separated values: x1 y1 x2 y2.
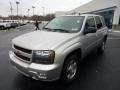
0 25 120 90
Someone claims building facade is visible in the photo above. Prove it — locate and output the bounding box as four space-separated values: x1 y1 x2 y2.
56 0 120 29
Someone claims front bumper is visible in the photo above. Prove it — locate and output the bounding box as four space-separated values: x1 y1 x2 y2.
9 51 61 81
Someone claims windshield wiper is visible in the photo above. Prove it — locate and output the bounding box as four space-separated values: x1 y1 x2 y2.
43 27 53 31
43 27 52 30
52 29 70 33
43 28 71 33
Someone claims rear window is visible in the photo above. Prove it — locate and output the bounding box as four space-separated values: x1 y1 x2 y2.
95 16 103 29
101 17 106 27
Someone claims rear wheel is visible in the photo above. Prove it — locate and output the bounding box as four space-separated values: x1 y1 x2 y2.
60 54 79 84
97 41 106 54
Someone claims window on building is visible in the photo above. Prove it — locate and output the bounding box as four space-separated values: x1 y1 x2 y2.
95 16 103 29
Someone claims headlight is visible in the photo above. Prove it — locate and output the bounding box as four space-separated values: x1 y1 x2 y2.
33 50 55 64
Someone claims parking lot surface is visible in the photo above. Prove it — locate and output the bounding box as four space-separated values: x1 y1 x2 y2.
0 24 120 90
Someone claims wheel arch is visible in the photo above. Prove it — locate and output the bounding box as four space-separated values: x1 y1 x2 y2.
65 48 82 61
60 48 82 83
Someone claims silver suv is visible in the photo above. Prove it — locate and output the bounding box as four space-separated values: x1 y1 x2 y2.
9 14 108 83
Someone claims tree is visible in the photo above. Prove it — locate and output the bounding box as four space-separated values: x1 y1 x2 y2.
45 14 55 21
0 13 55 21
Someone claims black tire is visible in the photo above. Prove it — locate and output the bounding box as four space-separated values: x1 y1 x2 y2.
97 41 106 54
60 54 79 84
1 26 5 30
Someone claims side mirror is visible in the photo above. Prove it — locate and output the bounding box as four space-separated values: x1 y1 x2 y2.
84 27 96 34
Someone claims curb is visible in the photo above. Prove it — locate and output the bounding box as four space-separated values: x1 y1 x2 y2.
112 31 120 33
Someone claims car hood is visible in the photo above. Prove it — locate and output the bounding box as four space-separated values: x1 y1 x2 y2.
12 30 77 50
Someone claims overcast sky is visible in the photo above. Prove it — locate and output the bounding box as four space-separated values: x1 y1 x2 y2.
0 0 92 16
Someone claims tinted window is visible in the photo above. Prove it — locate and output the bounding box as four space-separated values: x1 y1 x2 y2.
101 17 106 27
85 16 96 29
95 16 103 29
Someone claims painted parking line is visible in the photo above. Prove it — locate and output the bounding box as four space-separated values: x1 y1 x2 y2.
108 38 120 40
113 31 120 33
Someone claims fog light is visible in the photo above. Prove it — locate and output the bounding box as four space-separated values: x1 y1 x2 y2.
29 70 47 79
32 76 39 80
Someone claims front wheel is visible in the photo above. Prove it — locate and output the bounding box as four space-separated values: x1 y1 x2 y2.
60 55 79 84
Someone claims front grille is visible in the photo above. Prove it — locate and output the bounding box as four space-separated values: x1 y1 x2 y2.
14 52 30 62
13 45 32 62
14 45 32 54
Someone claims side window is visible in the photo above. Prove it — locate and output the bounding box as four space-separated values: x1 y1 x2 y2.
101 17 106 27
85 16 96 29
95 16 103 29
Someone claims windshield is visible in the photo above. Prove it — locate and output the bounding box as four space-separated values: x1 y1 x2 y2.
43 16 84 33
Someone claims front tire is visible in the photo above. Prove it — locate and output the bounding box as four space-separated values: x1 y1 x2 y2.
60 54 79 84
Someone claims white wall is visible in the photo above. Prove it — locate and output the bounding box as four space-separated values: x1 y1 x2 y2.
55 0 120 25
56 0 119 16
113 0 120 25
68 0 118 14
113 8 120 25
